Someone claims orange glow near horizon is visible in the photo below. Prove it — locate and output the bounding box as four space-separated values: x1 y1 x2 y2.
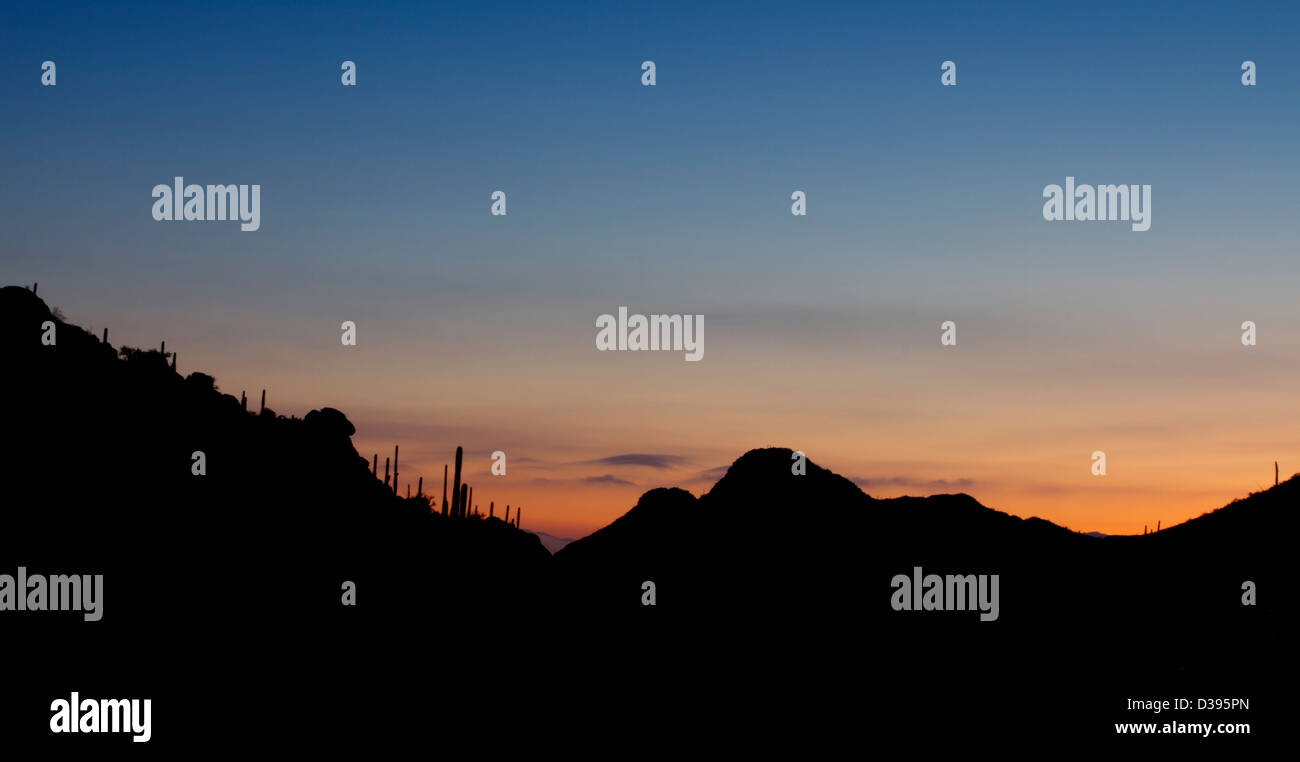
321 327 1299 540
82 288 1300 543
345 397 1295 541
349 442 1286 542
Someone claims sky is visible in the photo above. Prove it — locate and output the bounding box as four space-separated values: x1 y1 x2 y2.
3 1 1298 539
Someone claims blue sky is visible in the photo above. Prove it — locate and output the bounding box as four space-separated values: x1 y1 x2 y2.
3 1 1298 536
5 1 1297 292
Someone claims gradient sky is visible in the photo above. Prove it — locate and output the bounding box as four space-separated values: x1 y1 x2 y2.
4 1 1299 539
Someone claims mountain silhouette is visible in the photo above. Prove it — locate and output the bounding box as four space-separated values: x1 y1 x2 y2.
0 285 551 625
551 448 1289 743
0 285 557 746
0 285 1285 747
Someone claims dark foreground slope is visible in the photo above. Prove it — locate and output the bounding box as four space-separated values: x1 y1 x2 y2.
0 286 552 622
0 287 559 748
0 286 1287 748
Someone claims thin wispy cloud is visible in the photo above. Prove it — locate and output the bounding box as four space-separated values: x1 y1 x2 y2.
688 465 730 483
585 474 636 486
853 476 975 491
586 454 689 470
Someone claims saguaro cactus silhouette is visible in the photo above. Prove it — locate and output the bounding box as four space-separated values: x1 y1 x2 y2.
459 483 468 519
451 447 463 518
260 389 266 415
417 476 423 498
393 445 399 495
442 464 448 516
505 505 511 524
489 501 494 519
240 390 247 410
515 507 521 528
384 457 391 488
373 453 378 476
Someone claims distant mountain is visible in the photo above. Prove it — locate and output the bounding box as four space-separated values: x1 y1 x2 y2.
553 445 1290 737
555 447 1097 613
554 445 1294 676
527 529 577 554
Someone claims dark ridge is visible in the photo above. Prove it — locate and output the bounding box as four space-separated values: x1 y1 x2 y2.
1 285 1288 745
0 285 551 634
